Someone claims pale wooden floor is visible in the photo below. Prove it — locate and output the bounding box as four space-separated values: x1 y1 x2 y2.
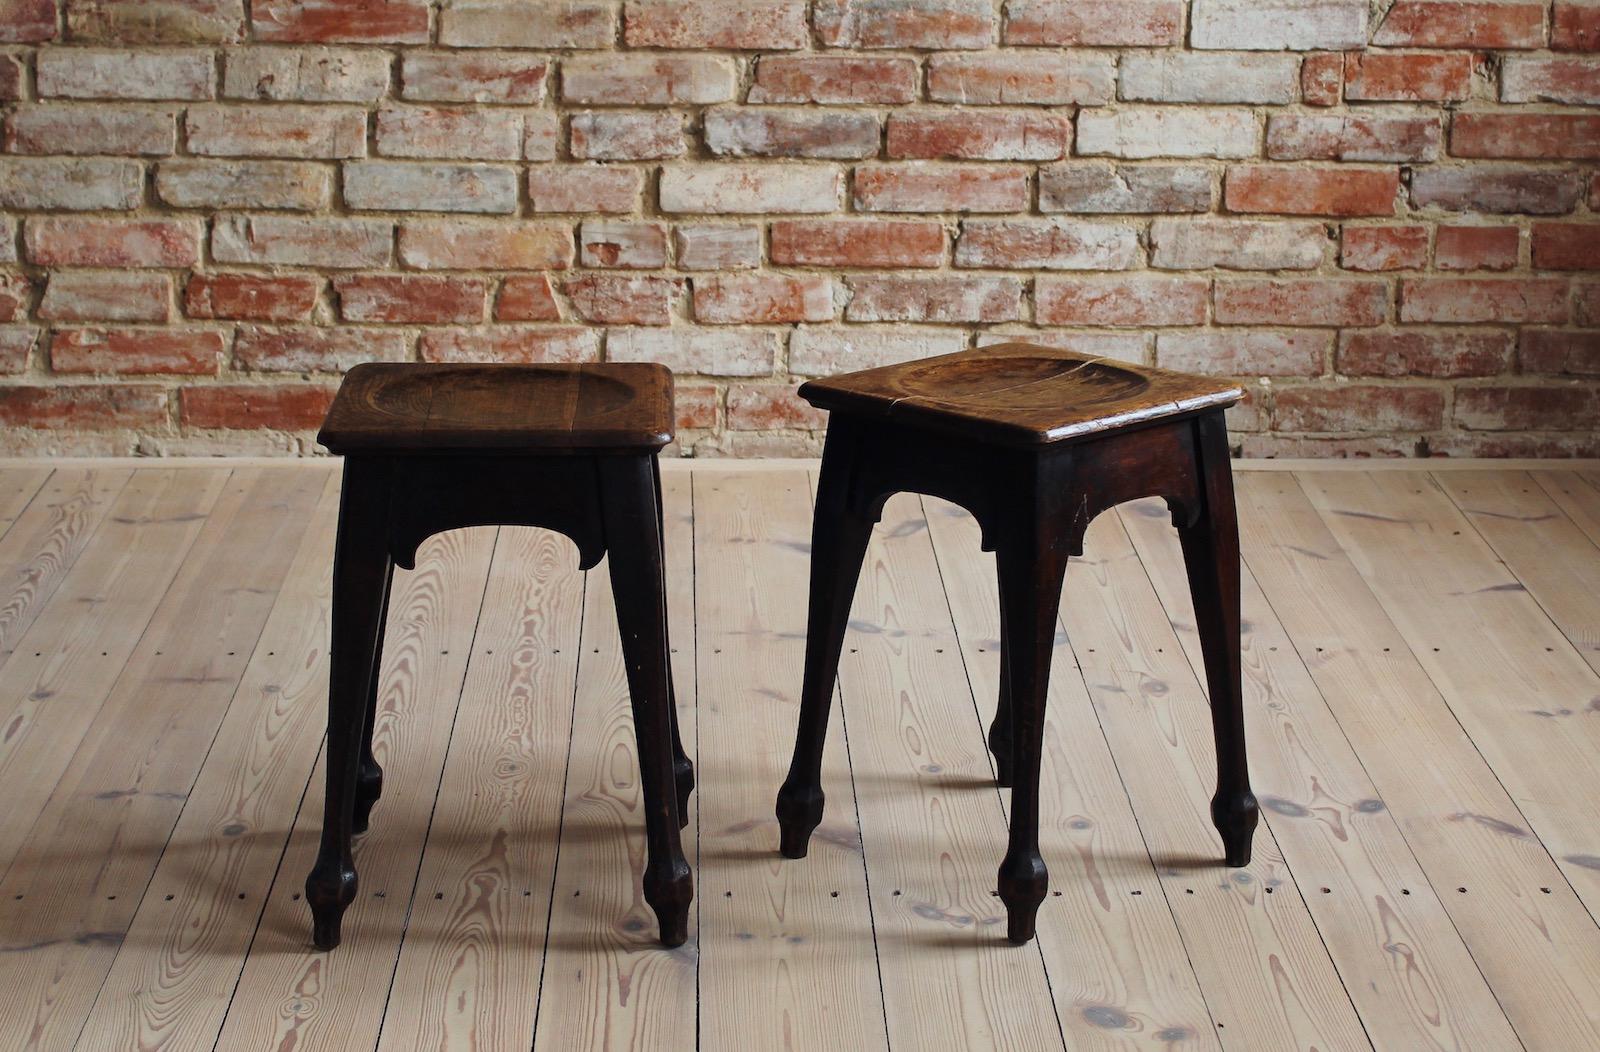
0 459 1597 1051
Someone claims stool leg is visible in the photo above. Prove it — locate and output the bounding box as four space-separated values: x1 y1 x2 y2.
987 563 1014 789
307 461 390 950
776 427 873 859
994 542 1068 945
602 457 693 947
353 562 393 835
1178 414 1258 867
653 457 694 826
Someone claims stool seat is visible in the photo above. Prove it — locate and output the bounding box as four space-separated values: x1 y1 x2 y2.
318 362 674 454
799 343 1240 447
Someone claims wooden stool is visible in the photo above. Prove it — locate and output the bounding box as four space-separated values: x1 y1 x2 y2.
307 362 693 950
774 343 1257 944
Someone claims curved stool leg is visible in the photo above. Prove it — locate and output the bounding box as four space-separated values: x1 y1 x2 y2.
653 458 694 826
353 562 393 835
987 561 1014 788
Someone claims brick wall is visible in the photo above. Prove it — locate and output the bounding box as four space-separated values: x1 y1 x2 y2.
0 0 1597 457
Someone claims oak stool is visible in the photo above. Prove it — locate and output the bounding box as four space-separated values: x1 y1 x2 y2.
308 362 694 950
775 343 1257 944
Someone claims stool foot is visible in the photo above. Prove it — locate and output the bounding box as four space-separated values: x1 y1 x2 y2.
674 758 695 829
1212 790 1259 868
998 849 1049 945
645 860 694 948
987 715 1013 789
306 860 357 951
775 780 824 859
352 758 382 835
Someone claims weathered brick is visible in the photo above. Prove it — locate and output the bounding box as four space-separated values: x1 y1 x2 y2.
1005 0 1182 45
563 54 735 105
420 326 598 363
608 327 776 375
887 110 1070 161
527 165 643 213
565 274 681 325
789 326 967 374
1554 0 1600 50
693 273 832 323
1454 384 1599 430
1159 331 1327 377
975 330 1148 362
1191 0 1367 50
1340 225 1429 271
674 224 761 269
1275 384 1446 432
705 108 880 159
188 104 366 158
186 273 320 321
1521 329 1600 375
956 218 1139 270
854 164 1029 213
235 324 406 371
51 327 222 374
440 0 617 48
0 219 13 264
1037 276 1208 326
1373 1 1546 48
624 0 807 48
4 103 176 155
0 53 23 99
398 51 547 104
1400 278 1570 323
1226 166 1400 217
223 46 390 102
0 157 142 209
1578 282 1600 325
1502 56 1600 104
0 327 36 374
748 54 918 104
523 112 559 161
1435 225 1519 271
0 0 57 42
344 161 518 213
579 219 668 267
1339 330 1511 377
1153 217 1329 270
0 385 169 429
928 51 1114 105
334 274 487 323
1452 113 1600 159
495 274 562 321
0 274 30 322
1120 53 1299 104
1040 164 1212 214
39 271 170 322
213 214 391 268
1216 279 1389 326
67 0 245 42
845 275 1022 323
251 0 429 43
1343 52 1474 103
156 159 332 210
726 384 826 430
27 217 201 267
400 219 572 270
1266 114 1440 162
1301 53 1342 105
1533 222 1600 270
816 0 994 48
36 48 213 99
1410 166 1585 214
571 111 686 160
659 164 841 214
1077 108 1257 159
374 105 525 160
182 383 335 429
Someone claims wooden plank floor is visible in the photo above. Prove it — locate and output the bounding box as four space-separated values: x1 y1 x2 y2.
0 459 1596 1052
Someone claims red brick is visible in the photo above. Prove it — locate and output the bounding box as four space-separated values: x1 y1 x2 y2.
1041 165 1212 215
1301 53 1342 105
1154 218 1329 270
36 48 212 99
726 385 826 430
1400 278 1570 323
0 274 31 322
816 0 994 48
579 220 669 268
608 328 776 376
223 46 391 102
185 273 320 321
5 103 176 155
400 51 548 103
659 164 841 214
956 218 1138 270
1343 52 1474 104
674 225 761 270
0 327 36 374
188 104 366 158
441 0 615 47
26 217 201 268
1227 166 1400 217
771 219 938 268
1267 114 1440 163
1338 330 1512 377
419 326 598 364
564 274 681 326
0 53 23 99
527 165 643 214
571 112 686 161
374 105 524 161
495 275 562 321
251 0 428 43
1006 0 1181 45
1501 56 1600 104
1532 223 1600 269
562 54 735 106
854 164 1029 214
51 327 222 374
39 271 170 322
1157 331 1327 377
1454 384 1599 430
624 0 808 48
1554 0 1600 50
928 51 1113 105
1374 1 1545 47
887 110 1069 161
235 325 406 371
1216 280 1389 326
0 384 168 429
0 0 58 42
1340 226 1429 272
1579 283 1600 325
675 382 718 430
334 274 487 323
182 383 335 429
693 273 832 323
1037 277 1208 327
1521 329 1600 375
1452 113 1600 159
1275 384 1446 432
1409 167 1586 214
1435 225 1519 271
705 108 880 159
399 220 572 270
845 275 1022 323
747 55 918 104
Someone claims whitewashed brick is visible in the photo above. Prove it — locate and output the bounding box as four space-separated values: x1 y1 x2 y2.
1077 108 1259 159
1119 53 1300 104
659 164 842 214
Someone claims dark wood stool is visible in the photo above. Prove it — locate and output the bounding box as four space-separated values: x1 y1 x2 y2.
307 362 693 950
774 343 1257 944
